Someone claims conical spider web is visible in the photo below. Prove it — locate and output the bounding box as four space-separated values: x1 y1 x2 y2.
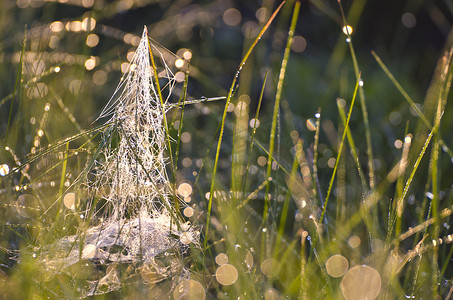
39 27 198 297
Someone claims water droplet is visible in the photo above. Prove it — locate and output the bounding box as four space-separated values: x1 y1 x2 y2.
216 264 238 285
326 254 349 277
340 265 381 300
342 25 353 35
173 279 205 300
346 37 351 43
359 80 364 87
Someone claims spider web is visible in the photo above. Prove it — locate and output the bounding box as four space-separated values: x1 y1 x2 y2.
39 27 198 298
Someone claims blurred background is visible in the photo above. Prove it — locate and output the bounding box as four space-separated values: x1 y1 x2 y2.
0 0 452 161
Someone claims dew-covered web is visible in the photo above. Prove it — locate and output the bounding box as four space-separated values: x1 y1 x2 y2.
39 27 198 297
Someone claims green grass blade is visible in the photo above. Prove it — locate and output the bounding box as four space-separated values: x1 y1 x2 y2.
337 1 375 189
203 1 285 254
319 76 360 225
263 0 300 226
5 29 26 144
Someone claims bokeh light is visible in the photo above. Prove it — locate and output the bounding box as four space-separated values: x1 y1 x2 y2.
261 258 280 278
177 182 193 197
215 253 228 265
325 254 349 277
216 263 238 285
63 192 76 210
348 235 361 248
340 265 381 300
402 12 416 28
86 34 99 47
223 8 241 26
173 280 205 300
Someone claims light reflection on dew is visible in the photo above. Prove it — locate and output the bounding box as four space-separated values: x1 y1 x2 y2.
325 254 349 277
215 253 229 265
342 25 353 35
306 118 317 131
0 164 9 176
173 279 205 300
340 265 381 300
216 264 238 285
260 258 280 278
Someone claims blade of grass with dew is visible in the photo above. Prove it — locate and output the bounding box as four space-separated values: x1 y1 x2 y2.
337 98 367 190
337 0 375 189
371 50 453 159
243 70 267 194
263 0 300 229
273 149 299 255
312 74 360 252
173 71 189 170
5 29 26 145
311 108 322 200
429 81 446 298
344 124 435 239
203 1 285 255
